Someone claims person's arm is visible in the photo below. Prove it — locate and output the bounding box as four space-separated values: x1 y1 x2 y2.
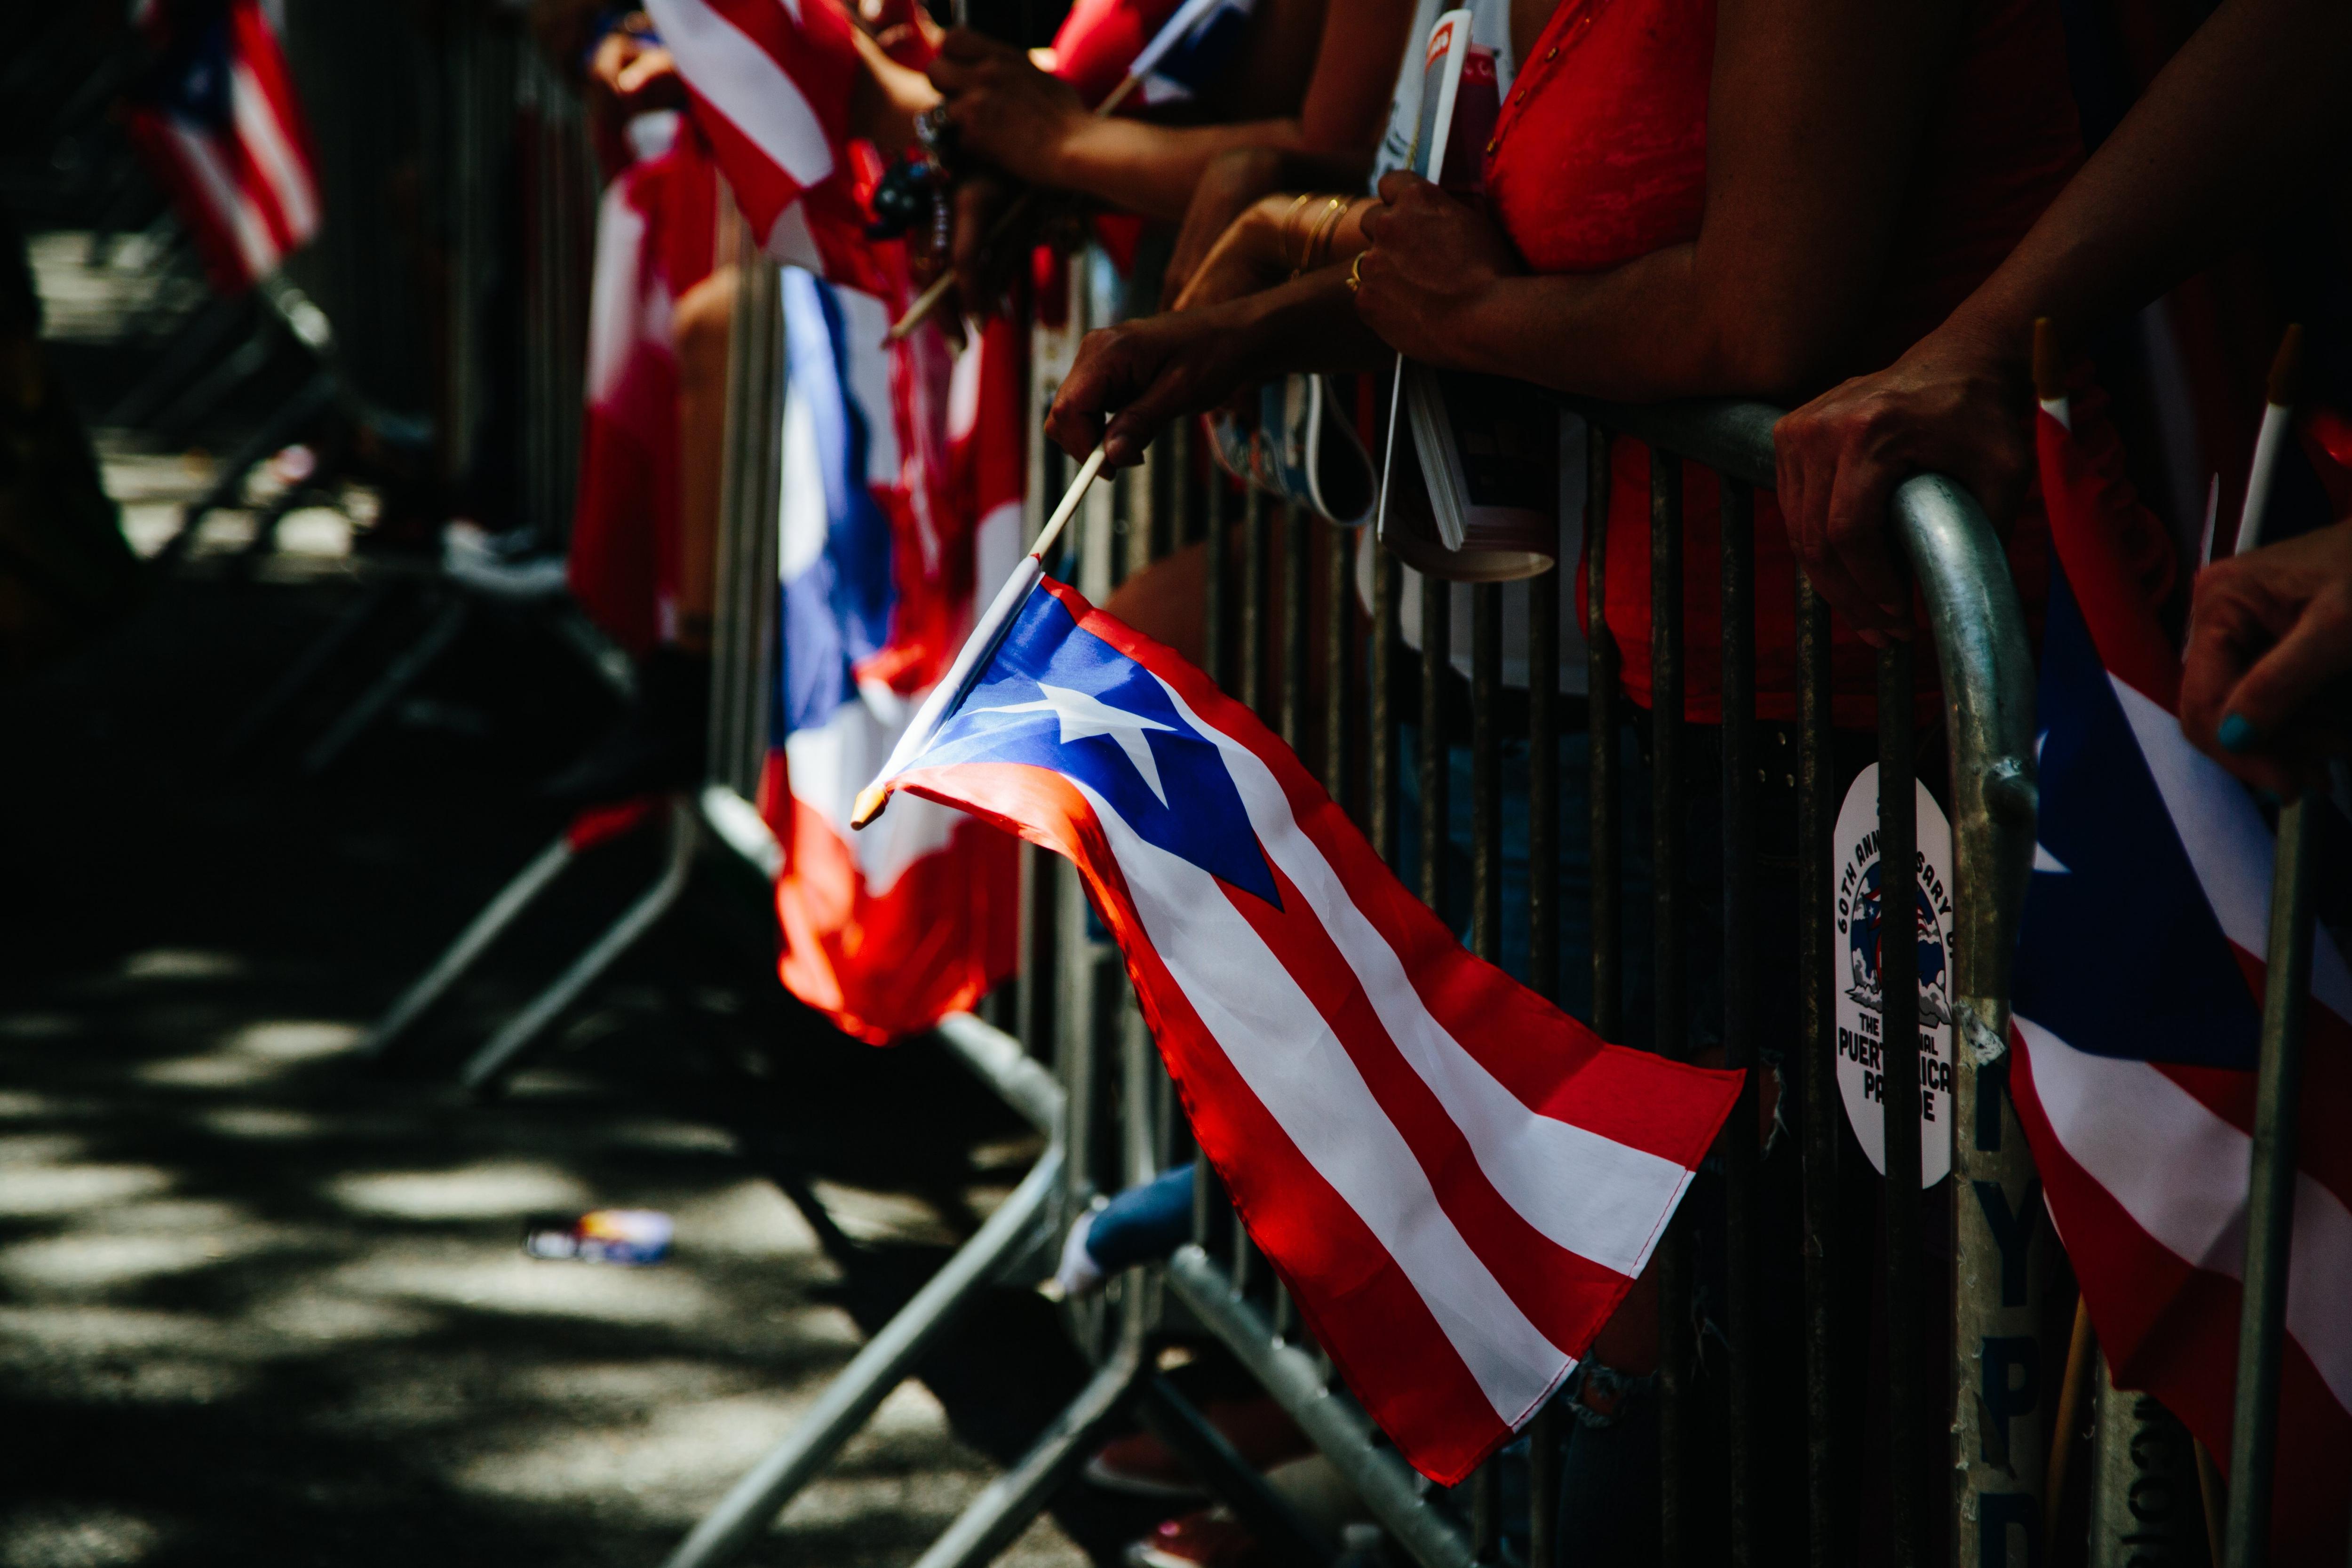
1772 0 2352 639
850 24 940 151
926 0 1411 223
1047 268 1383 464
1357 0 1961 399
1050 0 1965 461
1163 147 1375 306
2178 518 2352 797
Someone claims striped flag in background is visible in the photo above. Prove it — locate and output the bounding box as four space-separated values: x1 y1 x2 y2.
641 0 872 282
2011 398 2352 1563
760 267 1019 1043
864 577 1741 1480
125 0 319 294
568 114 718 654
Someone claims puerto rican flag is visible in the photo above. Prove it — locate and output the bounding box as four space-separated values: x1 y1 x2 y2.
759 267 1019 1043
2011 398 2352 1563
125 0 320 294
641 0 875 285
861 574 1741 1480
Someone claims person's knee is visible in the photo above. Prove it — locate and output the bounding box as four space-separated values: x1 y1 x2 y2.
673 267 737 386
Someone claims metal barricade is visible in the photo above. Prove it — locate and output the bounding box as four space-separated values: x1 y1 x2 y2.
966 349 2047 1566
661 248 2051 1562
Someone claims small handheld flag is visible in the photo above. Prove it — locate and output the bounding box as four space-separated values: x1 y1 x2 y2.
853 542 1740 1481
2010 324 2352 1563
852 445 1108 825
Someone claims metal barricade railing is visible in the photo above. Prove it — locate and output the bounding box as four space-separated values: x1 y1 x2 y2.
1000 355 2047 1567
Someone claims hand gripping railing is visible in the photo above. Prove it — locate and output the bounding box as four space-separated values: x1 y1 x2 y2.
1144 378 2044 1568
1558 397 2041 1568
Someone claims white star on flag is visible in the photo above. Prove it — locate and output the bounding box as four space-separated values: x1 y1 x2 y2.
2032 730 2069 873
972 683 1177 804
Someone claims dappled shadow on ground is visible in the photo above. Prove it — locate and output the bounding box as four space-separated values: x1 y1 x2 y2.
0 386 1161 1564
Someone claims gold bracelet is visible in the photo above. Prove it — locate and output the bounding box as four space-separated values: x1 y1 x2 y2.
1277 191 1320 274
1306 195 1353 271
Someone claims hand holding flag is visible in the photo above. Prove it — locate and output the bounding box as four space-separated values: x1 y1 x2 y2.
889 0 1257 340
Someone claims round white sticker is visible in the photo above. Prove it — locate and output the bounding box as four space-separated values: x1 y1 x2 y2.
1832 764 1957 1187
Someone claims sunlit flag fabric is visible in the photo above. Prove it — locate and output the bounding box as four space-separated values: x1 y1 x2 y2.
125 0 320 294
2011 398 2352 1564
641 0 875 285
568 114 717 654
862 575 1741 1480
758 268 1018 1043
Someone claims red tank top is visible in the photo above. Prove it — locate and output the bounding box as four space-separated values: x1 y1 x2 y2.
1482 0 2083 724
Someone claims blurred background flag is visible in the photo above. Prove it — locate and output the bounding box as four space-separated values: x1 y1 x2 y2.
568 114 716 655
640 0 871 279
761 267 1018 1043
124 0 320 294
2011 390 2352 1565
862 573 1741 1483
1120 0 1256 105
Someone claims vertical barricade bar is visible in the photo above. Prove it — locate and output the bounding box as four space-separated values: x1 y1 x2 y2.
1373 550 1403 866
1588 426 1621 1043
1324 522 1352 808
1794 573 1843 1567
1648 449 1695 1568
2223 796 2319 1568
1718 477 1760 1568
1526 552 1562 1568
710 243 781 798
1205 471 1229 689
1877 636 1927 1568
1469 579 1504 1561
1889 469 2045 1568
1242 488 1266 713
1282 502 1309 750
1419 578 1452 914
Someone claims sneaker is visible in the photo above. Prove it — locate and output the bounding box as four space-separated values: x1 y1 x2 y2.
443 521 570 600
1084 1395 1314 1500
1125 1511 1269 1568
541 645 711 804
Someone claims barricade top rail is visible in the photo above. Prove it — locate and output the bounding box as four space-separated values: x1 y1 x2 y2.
1556 390 2041 1005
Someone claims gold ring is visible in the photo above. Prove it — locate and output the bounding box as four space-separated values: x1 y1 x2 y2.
1346 253 1365 294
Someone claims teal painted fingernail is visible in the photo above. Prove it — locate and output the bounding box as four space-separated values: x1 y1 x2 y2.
2218 713 2258 754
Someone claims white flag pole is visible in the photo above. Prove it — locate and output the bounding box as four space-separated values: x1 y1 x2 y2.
852 445 1109 827
2233 324 2304 557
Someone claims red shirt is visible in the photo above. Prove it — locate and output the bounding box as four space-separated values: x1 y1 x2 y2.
1483 0 2084 724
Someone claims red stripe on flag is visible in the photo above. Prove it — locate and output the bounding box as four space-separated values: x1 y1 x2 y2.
1214 857 1649 1354
891 757 1517 1480
1040 575 1741 1170
2014 1037 2352 1564
2037 406 2181 709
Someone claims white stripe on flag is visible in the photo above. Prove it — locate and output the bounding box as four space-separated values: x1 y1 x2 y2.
2018 1015 2352 1414
229 60 317 244
165 119 280 284
584 180 652 408
643 0 836 190
1072 775 1568 1423
2111 674 2352 1019
1161 677 1692 1279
